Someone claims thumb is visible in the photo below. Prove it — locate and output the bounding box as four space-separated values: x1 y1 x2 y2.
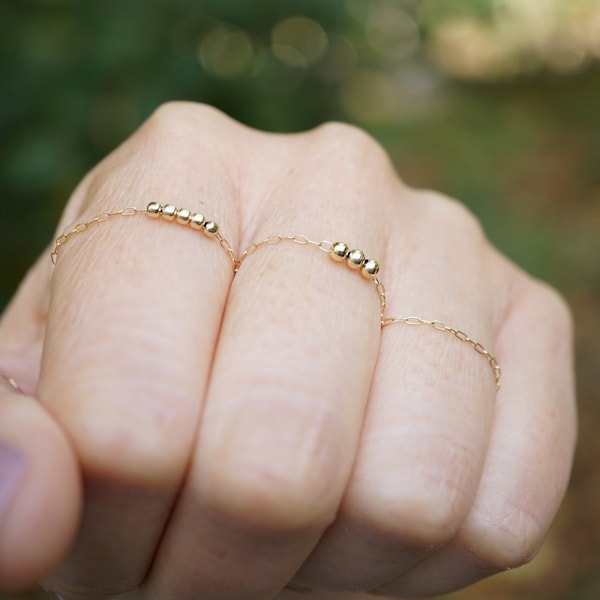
0 243 81 590
0 374 81 591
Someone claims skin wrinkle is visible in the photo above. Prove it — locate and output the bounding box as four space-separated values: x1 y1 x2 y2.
42 298 216 482
470 424 569 544
348 434 480 533
229 249 378 345
472 494 544 542
212 399 344 503
203 339 361 508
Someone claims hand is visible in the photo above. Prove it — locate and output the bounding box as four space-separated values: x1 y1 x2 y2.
0 103 576 599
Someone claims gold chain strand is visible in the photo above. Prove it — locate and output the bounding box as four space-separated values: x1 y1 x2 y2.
49 205 500 390
51 207 140 265
382 316 501 389
51 204 237 269
236 235 386 322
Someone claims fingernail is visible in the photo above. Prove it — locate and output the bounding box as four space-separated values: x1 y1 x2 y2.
0 442 26 521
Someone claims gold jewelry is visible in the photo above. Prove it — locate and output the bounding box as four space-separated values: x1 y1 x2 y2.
236 235 387 321
51 204 237 268
50 205 501 388
382 317 501 389
237 237 500 388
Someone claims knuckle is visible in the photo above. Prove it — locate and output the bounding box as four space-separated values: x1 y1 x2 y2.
314 120 374 145
146 101 199 134
301 121 400 215
144 101 229 140
349 436 476 548
529 280 574 338
201 462 337 532
200 454 339 533
54 382 193 487
198 406 344 532
420 191 487 244
468 506 546 569
393 493 463 547
312 121 392 168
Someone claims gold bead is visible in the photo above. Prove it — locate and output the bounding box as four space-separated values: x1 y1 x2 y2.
162 204 177 220
190 213 206 229
347 249 365 269
362 258 380 278
331 242 349 262
203 221 219 236
176 208 191 224
147 202 162 218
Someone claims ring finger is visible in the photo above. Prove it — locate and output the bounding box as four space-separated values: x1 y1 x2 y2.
290 191 502 592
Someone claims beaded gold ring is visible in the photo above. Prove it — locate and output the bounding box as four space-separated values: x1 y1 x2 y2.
51 203 237 268
236 234 387 322
50 202 501 388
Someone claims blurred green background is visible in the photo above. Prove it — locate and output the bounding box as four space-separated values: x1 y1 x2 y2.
1 0 599 598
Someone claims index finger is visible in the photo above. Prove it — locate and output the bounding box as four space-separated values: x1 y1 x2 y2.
39 103 241 598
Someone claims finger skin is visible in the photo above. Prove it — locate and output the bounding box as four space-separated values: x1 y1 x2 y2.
376 276 577 596
39 104 240 598
144 123 394 600
0 244 81 590
0 384 81 590
0 251 52 395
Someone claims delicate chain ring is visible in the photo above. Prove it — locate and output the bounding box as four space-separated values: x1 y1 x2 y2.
51 203 237 269
236 235 387 322
49 203 501 389
382 317 501 389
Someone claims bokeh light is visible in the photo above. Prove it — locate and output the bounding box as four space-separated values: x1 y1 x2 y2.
271 17 328 68
425 0 600 79
315 34 357 83
365 0 420 60
199 24 254 79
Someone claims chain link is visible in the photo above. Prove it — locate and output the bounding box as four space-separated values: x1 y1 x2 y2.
215 233 236 267
382 316 501 389
51 207 142 264
236 234 328 268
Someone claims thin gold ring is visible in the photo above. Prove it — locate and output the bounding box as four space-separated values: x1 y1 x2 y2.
49 203 501 389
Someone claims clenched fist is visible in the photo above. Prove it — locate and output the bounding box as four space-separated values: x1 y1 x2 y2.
0 103 576 599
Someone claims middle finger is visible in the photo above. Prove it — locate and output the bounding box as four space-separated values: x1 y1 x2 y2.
145 123 397 600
